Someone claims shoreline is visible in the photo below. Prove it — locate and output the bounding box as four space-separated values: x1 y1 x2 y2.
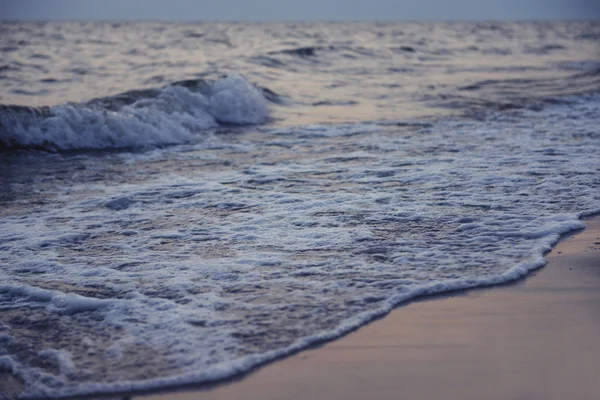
122 214 600 400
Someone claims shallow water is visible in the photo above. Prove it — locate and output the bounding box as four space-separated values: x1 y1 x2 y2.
0 21 599 399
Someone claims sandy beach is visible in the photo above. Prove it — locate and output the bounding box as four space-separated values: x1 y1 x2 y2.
136 215 600 400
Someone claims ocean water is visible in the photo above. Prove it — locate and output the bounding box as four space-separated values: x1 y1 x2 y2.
1 21 599 398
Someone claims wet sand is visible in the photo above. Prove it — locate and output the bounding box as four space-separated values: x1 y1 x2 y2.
111 216 596 399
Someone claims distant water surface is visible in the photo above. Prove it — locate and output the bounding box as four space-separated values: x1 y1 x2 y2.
1 20 599 124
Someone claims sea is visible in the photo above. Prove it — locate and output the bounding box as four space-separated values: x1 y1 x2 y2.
0 20 599 399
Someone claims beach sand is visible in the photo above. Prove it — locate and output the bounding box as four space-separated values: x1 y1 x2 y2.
134 215 600 400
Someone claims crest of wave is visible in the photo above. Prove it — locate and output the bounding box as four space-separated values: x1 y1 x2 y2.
0 74 269 151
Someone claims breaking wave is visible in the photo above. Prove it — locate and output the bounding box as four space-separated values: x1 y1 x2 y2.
0 75 270 151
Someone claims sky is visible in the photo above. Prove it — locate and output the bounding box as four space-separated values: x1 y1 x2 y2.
2 0 600 21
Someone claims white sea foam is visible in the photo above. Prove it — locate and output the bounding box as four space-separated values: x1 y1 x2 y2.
1 96 599 398
0 75 269 150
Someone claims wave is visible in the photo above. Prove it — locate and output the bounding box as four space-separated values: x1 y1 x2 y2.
0 75 270 151
268 46 332 58
457 67 600 96
429 67 600 116
264 45 380 64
